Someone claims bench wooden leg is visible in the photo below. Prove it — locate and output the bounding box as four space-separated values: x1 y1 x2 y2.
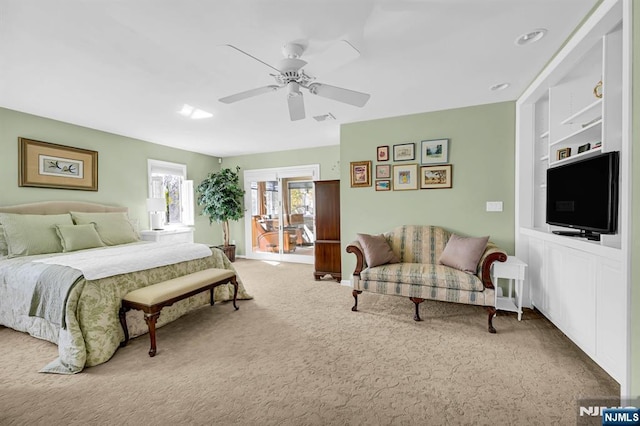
231 277 239 310
144 312 161 357
119 306 130 347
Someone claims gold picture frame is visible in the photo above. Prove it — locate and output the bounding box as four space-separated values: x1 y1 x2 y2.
19 137 98 191
350 160 372 188
556 147 571 161
420 164 452 189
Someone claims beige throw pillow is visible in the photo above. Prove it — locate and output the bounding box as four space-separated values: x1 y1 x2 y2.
438 234 489 274
356 233 400 268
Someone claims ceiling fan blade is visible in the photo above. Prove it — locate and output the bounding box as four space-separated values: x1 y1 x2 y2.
287 92 305 121
306 83 370 107
219 85 281 104
222 44 280 73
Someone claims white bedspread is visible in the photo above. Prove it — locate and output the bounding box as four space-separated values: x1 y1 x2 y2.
33 241 212 280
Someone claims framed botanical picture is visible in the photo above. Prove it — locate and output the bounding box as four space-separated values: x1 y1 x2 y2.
18 137 98 191
377 145 389 162
393 143 415 161
375 164 391 179
392 164 418 191
420 139 449 164
420 164 453 189
350 160 372 188
375 180 391 191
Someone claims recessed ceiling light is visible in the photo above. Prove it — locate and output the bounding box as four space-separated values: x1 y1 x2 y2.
178 104 213 119
490 83 510 91
515 28 547 46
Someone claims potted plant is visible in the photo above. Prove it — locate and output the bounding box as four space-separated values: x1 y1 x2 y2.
196 166 245 262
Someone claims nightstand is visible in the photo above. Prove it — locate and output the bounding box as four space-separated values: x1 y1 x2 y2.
491 256 527 321
139 228 194 243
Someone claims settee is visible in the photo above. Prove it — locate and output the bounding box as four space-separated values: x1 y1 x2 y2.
346 225 507 333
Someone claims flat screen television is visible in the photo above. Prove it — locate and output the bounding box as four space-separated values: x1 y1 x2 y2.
546 151 619 241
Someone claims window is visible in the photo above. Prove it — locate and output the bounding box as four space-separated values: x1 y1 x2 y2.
147 159 194 226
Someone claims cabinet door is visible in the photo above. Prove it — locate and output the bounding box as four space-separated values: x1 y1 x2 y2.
544 243 566 326
560 246 596 354
596 258 625 382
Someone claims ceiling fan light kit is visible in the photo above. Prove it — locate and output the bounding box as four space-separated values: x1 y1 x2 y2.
219 42 370 121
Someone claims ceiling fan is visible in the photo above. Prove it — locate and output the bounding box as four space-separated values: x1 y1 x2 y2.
218 42 371 121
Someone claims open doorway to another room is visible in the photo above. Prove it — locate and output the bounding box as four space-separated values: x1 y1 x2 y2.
244 165 319 264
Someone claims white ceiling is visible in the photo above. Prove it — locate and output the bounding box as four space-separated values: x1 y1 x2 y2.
0 0 597 158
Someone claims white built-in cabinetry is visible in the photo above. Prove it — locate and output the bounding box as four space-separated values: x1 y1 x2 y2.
515 0 630 392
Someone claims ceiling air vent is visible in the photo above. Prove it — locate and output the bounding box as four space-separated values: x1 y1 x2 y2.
313 113 335 122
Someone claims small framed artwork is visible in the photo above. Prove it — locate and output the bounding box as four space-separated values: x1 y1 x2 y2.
577 143 591 153
377 145 389 161
420 139 449 164
392 164 418 191
375 180 391 191
393 143 415 161
350 160 372 188
420 164 453 189
375 164 391 179
556 147 571 160
18 137 98 191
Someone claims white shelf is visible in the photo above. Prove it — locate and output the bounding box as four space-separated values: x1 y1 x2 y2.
550 119 602 147
550 146 603 167
540 130 550 139
540 155 549 161
560 99 603 125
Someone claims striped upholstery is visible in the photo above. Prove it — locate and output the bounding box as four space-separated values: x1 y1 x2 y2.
353 225 498 307
361 263 484 292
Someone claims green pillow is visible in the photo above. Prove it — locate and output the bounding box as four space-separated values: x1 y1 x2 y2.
55 223 106 252
0 213 74 258
0 225 8 257
70 211 139 246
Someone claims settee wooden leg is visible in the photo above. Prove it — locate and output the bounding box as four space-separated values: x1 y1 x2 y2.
119 306 130 347
351 290 362 312
487 306 497 334
409 297 424 321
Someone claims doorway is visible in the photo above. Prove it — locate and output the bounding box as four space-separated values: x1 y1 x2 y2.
244 165 319 263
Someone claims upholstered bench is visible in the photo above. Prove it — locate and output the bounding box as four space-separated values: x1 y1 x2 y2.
119 268 239 357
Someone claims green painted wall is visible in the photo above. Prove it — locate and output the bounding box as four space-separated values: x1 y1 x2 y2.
223 145 340 255
340 101 516 278
0 107 222 244
630 0 639 399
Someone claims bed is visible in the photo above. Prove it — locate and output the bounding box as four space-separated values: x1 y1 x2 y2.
0 201 251 374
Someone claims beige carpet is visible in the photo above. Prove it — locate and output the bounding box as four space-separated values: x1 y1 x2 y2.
0 259 618 425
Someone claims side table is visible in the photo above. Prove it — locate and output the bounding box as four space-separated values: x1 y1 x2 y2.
139 228 194 243
491 256 527 321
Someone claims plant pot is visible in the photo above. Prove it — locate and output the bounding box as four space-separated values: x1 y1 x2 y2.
215 244 236 262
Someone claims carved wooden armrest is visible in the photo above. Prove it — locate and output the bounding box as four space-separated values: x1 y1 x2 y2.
478 242 507 289
346 241 366 276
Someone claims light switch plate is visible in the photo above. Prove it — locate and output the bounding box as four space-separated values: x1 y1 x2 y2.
486 201 503 212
